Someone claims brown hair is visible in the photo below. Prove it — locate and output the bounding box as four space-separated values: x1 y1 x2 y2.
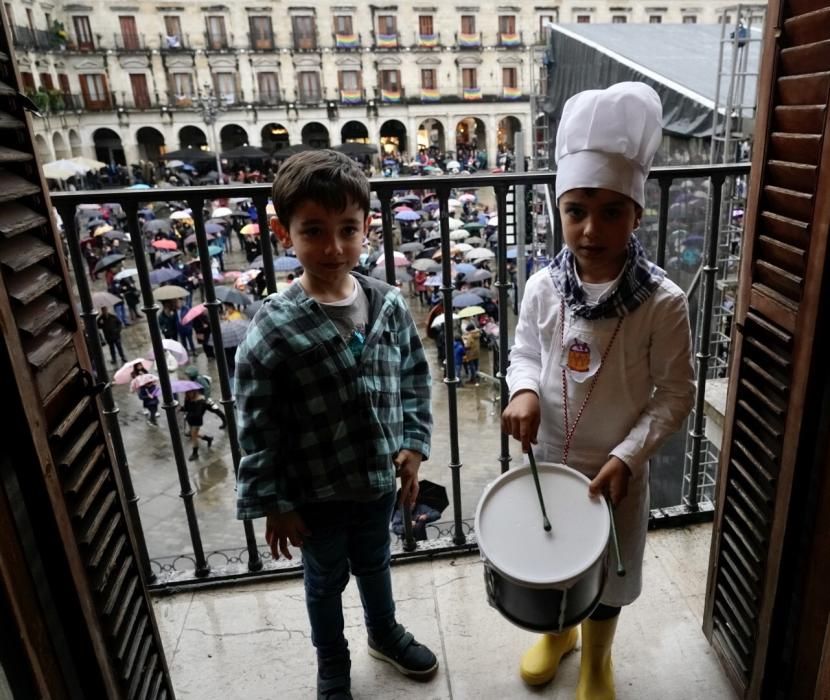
270 149 370 228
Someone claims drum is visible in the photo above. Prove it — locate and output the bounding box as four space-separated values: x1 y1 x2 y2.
475 462 610 634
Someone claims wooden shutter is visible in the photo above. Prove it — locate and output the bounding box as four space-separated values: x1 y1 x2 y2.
129 73 150 109
119 16 139 50
419 15 433 35
0 13 174 698
703 0 830 696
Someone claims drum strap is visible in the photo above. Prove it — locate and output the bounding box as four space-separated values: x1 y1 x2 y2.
560 299 623 465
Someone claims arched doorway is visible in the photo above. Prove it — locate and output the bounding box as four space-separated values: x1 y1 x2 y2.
69 129 82 156
93 128 125 165
261 123 289 153
136 126 166 162
34 134 51 163
179 125 207 150
301 122 330 148
220 124 248 152
52 132 70 159
497 116 522 150
455 117 485 151
416 118 445 154
379 119 407 155
341 120 369 143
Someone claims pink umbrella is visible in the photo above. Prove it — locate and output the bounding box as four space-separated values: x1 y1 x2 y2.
112 358 156 385
129 373 159 392
152 239 178 250
376 251 410 267
182 303 206 324
222 270 243 281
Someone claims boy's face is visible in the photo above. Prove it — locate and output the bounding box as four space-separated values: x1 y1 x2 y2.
271 198 370 295
558 188 640 283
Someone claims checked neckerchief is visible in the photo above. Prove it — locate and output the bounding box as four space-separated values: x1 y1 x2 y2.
549 235 665 320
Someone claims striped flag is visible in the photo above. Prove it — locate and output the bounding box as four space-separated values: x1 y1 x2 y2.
335 33 360 49
340 89 363 104
381 89 402 103
503 86 522 99
499 33 521 46
463 87 482 100
457 33 480 48
418 34 438 47
420 88 440 101
376 33 398 48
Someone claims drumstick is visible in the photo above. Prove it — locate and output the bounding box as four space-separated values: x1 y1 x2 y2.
526 446 552 532
607 500 626 577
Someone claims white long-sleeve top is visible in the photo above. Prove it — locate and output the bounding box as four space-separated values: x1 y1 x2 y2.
505 267 695 606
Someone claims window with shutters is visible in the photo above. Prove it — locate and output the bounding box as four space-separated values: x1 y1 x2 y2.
214 72 237 104
462 67 477 88
338 70 360 91
20 71 35 92
170 72 194 106
498 15 516 34
576 14 591 23
421 69 436 89
119 16 139 50
334 15 353 35
72 16 94 50
249 16 274 50
79 74 109 110
39 72 54 90
378 15 397 35
461 15 476 34
297 71 321 102
58 73 71 96
257 72 280 101
502 66 517 88
380 69 400 91
164 15 182 44
206 16 228 49
129 74 150 109
292 16 317 50
419 15 434 36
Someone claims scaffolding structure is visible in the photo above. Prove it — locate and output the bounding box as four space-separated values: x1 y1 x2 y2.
681 4 767 507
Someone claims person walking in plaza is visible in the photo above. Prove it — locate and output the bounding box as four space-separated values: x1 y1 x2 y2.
137 378 160 426
184 366 226 428
235 150 437 700
501 83 695 699
181 389 213 460
176 299 198 355
97 306 127 365
462 323 481 385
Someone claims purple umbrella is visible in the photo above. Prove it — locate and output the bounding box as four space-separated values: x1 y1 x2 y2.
273 256 303 271
170 379 204 393
149 268 182 285
394 209 422 222
452 292 484 308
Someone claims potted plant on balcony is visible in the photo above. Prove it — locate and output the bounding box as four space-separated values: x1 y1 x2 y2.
50 20 68 49
47 89 65 112
31 88 50 113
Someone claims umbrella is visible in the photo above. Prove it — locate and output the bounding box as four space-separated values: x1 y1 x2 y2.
208 245 225 257
152 239 178 250
447 218 464 230
93 223 114 236
221 270 243 281
205 222 224 235
103 230 129 242
459 193 477 203
114 268 137 281
184 232 217 245
465 236 484 246
149 268 182 285
215 286 252 306
423 233 441 244
160 338 189 365
462 222 484 231
430 312 459 328
274 256 304 271
455 263 477 276
414 479 449 512
170 379 205 394
452 243 473 253
334 142 378 156
445 162 461 172
205 218 229 229
395 209 421 222
244 300 263 319
165 160 184 168
161 148 218 163
112 358 156 384
93 254 126 273
158 251 182 263
129 373 159 391
212 206 233 218
371 267 411 283
447 198 462 208
170 210 193 220
92 291 121 308
69 156 106 171
182 303 206 324
144 219 171 233
399 242 424 253
240 223 260 235
375 252 410 268
128 183 151 190
153 285 188 300
411 258 441 272
456 305 486 319
450 231 469 241
217 319 250 347
471 286 497 299
43 159 86 180
466 269 492 282
424 276 443 287
466 248 495 261
452 292 483 308
273 143 314 159
221 144 269 160
487 216 499 226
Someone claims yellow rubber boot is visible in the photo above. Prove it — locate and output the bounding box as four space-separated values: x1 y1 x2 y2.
576 616 618 700
519 627 578 686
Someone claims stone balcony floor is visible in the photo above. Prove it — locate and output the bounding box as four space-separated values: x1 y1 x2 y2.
153 522 737 699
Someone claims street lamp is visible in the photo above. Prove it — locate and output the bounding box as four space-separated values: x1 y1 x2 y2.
198 84 223 181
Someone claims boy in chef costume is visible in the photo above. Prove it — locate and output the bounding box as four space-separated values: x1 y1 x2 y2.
501 82 696 698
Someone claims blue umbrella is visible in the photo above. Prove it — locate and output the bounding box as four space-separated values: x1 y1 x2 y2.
395 209 421 222
452 292 484 308
208 244 224 257
505 248 518 259
128 183 151 190
205 223 224 235
455 263 477 276
149 268 182 285
274 256 303 271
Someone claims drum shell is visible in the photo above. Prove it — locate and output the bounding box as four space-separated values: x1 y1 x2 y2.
482 548 608 633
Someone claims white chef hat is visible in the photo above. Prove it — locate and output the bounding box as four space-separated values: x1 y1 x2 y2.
554 82 663 208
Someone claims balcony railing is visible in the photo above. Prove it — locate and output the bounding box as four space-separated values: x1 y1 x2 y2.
159 33 192 51
252 89 284 106
165 91 197 108
339 87 365 105
379 86 405 103
333 32 362 50
297 89 323 105
50 162 749 588
247 32 276 51
413 31 441 48
204 31 233 51
11 26 54 50
113 90 157 110
455 31 482 48
114 32 147 51
373 31 400 49
293 34 319 51
497 30 523 47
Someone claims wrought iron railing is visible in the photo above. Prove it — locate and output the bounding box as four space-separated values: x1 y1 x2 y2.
51 162 750 590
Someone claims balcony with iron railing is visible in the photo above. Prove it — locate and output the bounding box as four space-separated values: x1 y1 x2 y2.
293 33 319 52
158 32 193 51
114 32 148 51
372 30 400 50
455 31 483 49
333 32 362 50
247 32 276 51
204 31 234 51
251 88 285 106
497 30 524 48
10 25 54 50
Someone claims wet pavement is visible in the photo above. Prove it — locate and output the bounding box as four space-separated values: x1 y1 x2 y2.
89 245 523 563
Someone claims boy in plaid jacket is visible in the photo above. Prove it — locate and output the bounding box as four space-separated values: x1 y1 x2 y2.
234 150 437 699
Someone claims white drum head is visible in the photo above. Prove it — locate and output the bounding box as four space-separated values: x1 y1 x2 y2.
475 463 610 588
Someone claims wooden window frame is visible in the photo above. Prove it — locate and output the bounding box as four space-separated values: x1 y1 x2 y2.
298 71 321 102
292 16 317 50
460 15 476 34
129 73 151 109
249 16 274 50
72 16 94 50
421 68 436 90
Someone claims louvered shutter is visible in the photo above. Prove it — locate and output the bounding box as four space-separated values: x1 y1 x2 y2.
703 0 830 696
0 15 175 699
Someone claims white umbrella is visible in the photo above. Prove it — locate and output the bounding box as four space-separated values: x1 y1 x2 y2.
170 210 193 220
452 242 473 253
212 206 233 217
466 248 495 261
447 198 462 208
43 159 86 180
375 251 409 267
114 268 138 280
445 162 461 172
449 230 469 241
459 193 477 202
456 305 486 319
166 159 185 168
430 312 459 329
69 156 107 171
447 218 464 230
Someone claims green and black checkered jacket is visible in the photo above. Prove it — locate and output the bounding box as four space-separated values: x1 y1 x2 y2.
234 273 432 519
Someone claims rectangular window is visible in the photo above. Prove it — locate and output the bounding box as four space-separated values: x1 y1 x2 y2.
502 66 517 88
498 15 516 34
257 72 280 100
298 71 321 101
460 15 475 34
462 67 477 88
421 69 436 89
20 72 35 92
249 16 274 49
576 14 591 23
649 15 662 23
292 16 317 50
214 72 237 104
39 72 54 89
338 70 360 91
171 72 195 105
129 73 150 108
206 16 228 49
378 15 397 35
164 16 181 38
334 15 353 35
380 70 400 91
58 74 71 94
119 16 139 49
612 15 627 23
73 16 94 50
682 15 697 23
419 15 433 35
79 73 109 109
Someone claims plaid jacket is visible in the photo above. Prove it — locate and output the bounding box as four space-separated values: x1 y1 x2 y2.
234 273 432 519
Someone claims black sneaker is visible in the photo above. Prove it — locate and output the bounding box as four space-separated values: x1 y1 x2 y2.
368 623 438 679
317 688 352 700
